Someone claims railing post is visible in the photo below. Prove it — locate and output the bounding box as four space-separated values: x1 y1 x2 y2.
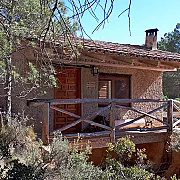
110 102 116 143
167 99 173 132
42 103 50 145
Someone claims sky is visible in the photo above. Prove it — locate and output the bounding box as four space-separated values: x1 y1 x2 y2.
66 0 180 45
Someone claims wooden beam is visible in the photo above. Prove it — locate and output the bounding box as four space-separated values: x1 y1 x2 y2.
53 104 111 132
135 59 159 67
173 119 180 127
116 104 169 126
82 54 133 66
158 62 177 70
77 59 176 71
134 59 178 70
81 52 177 71
83 119 112 131
167 100 173 132
27 98 167 107
173 99 180 106
42 103 50 145
116 103 169 129
50 98 166 104
50 105 81 119
33 48 180 72
110 102 116 142
117 126 168 132
112 56 133 65
163 111 180 118
160 61 180 68
132 59 176 71
173 103 180 112
82 54 105 63
86 104 111 121
54 119 83 132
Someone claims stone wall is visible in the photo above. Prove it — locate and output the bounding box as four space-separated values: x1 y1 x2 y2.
0 48 54 136
81 66 163 127
89 142 165 166
136 142 165 164
0 47 163 135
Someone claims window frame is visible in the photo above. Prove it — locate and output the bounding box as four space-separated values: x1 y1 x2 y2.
98 73 131 106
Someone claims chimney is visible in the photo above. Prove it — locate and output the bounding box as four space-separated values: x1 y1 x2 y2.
145 28 159 50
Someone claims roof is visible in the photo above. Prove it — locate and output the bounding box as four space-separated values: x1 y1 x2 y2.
78 38 180 62
26 35 180 62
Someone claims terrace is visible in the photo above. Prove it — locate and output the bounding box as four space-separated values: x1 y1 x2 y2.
27 98 180 148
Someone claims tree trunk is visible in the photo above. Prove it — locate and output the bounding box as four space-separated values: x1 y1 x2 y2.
5 55 12 124
4 0 14 124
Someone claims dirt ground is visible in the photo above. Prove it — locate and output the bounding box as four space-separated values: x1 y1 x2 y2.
164 151 180 179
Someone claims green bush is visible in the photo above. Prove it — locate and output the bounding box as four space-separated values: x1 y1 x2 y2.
0 124 103 180
1 159 44 180
103 136 157 180
103 158 153 180
0 115 28 160
1 115 177 180
107 136 136 165
42 136 103 180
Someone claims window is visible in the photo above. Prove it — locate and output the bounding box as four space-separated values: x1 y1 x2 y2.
99 80 111 99
98 74 131 105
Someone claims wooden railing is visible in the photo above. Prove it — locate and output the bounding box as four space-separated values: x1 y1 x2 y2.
27 98 180 145
171 100 180 129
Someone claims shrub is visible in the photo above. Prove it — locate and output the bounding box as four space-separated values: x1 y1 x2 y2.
107 136 136 165
103 136 156 180
2 115 176 180
42 136 103 180
103 159 153 180
0 113 29 160
1 159 45 180
0 124 103 180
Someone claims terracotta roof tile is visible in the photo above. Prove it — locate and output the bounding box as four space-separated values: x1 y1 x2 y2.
78 38 180 61
27 36 180 62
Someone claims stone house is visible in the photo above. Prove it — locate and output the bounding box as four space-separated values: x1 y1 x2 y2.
26 29 180 135
1 28 180 165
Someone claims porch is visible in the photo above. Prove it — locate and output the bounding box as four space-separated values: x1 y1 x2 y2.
27 98 180 148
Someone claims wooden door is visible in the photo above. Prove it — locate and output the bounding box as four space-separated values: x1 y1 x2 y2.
54 67 81 133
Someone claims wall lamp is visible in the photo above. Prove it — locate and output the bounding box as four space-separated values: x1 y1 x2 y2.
91 65 99 76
